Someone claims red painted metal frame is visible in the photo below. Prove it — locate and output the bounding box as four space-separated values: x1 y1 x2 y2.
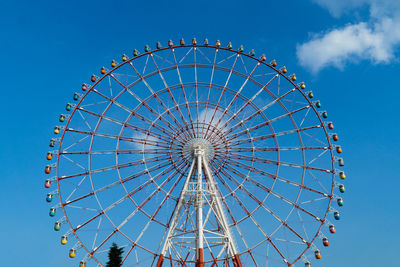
53 42 337 266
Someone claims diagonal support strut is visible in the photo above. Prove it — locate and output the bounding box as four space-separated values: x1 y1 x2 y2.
156 145 242 266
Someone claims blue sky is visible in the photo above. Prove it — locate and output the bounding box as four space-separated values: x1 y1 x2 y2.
1 0 399 266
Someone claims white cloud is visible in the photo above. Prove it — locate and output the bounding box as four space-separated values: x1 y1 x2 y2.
298 0 400 72
312 0 366 17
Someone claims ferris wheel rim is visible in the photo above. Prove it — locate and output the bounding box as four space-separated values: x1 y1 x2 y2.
49 41 342 266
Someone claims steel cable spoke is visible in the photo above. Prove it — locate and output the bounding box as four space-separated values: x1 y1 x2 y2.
125 61 186 135
204 53 240 138
51 44 340 266
209 161 291 263
91 85 177 137
219 156 328 197
171 48 197 137
218 161 326 222
149 53 193 139
205 60 261 140
76 106 174 144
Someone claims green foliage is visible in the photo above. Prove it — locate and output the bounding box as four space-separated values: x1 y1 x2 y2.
106 243 124 267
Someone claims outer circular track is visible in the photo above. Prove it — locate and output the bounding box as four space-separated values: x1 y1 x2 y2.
53 42 338 266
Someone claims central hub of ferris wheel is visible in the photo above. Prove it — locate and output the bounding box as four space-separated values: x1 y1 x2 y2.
182 138 215 162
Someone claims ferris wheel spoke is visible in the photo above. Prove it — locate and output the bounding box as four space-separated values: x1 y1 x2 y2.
227 123 322 145
143 161 189 224
307 149 329 166
92 85 179 137
217 52 237 65
178 46 194 63
229 146 329 153
276 74 281 96
130 95 183 137
212 164 291 263
91 215 103 251
126 61 187 134
149 53 193 138
63 159 176 208
108 71 141 95
220 87 296 137
222 158 328 196
74 183 185 255
204 53 240 138
60 154 87 170
209 172 265 259
296 210 310 242
106 75 115 98
153 52 174 65
206 60 261 140
211 167 252 220
253 71 278 78
64 175 89 202
122 163 191 263
303 131 329 147
60 148 171 156
216 166 309 248
73 157 186 234
76 109 94 131
238 54 249 75
91 88 133 114
110 166 190 256
76 106 173 144
111 70 139 79
298 104 312 128
212 189 254 264
222 163 326 221
216 174 324 253
132 111 180 141
212 73 281 134
247 249 259 266
200 46 219 138
285 88 298 112
226 154 331 183
194 47 200 137
196 47 212 63
59 153 171 181
70 210 104 232
171 48 197 137
266 104 311 125
124 122 177 146
211 161 264 222
143 54 151 74
118 157 182 185
66 128 174 149
91 229 120 254
306 170 330 194
125 159 188 211
64 205 98 212
300 196 328 205
62 132 91 152
118 160 189 228
79 100 109 109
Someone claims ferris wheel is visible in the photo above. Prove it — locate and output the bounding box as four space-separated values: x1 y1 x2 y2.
44 38 346 267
